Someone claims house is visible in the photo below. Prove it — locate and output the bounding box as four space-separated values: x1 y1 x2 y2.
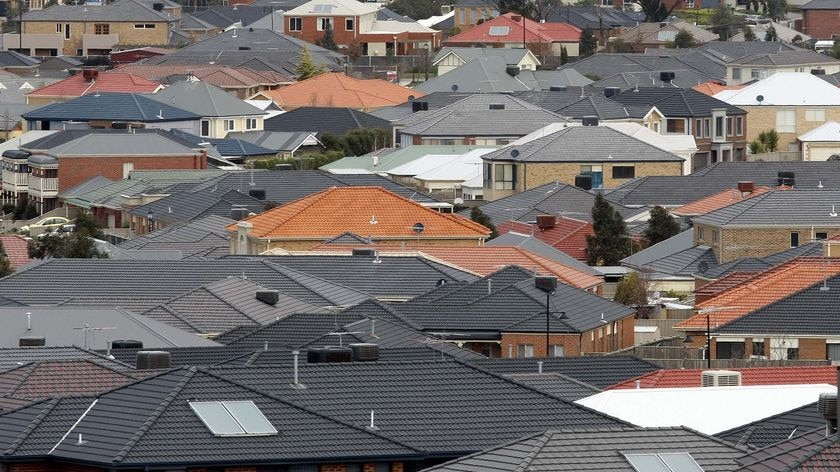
730 21 812 43
258 72 421 111
7 0 177 56
226 131 322 157
800 0 840 40
433 47 541 75
611 366 839 389
264 106 391 136
227 186 490 253
283 0 440 55
116 64 294 99
480 124 685 200
724 50 840 85
611 86 748 172
109 46 172 65
116 214 234 259
453 0 498 30
445 13 581 57
557 52 723 87
614 20 718 51
671 184 774 218
25 71 163 105
798 121 840 161
321 144 486 174
496 217 593 263
127 188 264 233
382 148 494 194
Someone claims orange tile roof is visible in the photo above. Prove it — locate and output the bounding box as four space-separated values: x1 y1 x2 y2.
26 72 161 98
692 81 745 96
448 12 581 44
609 366 838 389
416 246 602 289
114 64 293 87
498 217 592 262
262 72 422 110
672 186 773 217
677 257 840 330
695 271 763 298
230 186 490 240
0 235 31 268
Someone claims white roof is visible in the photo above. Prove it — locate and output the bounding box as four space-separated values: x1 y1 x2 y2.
799 121 840 142
460 173 483 189
714 73 840 106
368 19 437 34
515 122 696 155
285 0 379 16
0 130 59 154
575 383 836 435
414 148 493 182
418 10 454 28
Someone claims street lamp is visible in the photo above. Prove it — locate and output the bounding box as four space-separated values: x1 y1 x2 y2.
146 210 153 234
423 43 429 81
535 275 566 357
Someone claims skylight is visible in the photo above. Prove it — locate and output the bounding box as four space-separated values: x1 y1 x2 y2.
488 26 510 36
312 4 333 13
624 453 705 472
190 401 277 436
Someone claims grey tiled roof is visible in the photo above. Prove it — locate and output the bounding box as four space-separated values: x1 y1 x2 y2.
118 215 232 258
487 232 601 275
468 356 660 389
482 126 684 163
611 86 745 117
226 131 317 152
622 228 693 268
733 428 839 472
505 373 601 401
693 190 840 227
149 81 265 117
23 93 200 122
715 402 825 450
191 5 273 27
545 6 643 29
592 68 719 90
0 347 133 371
642 245 718 277
21 0 172 22
127 188 264 226
423 427 747 472
105 345 260 366
801 0 840 9
263 107 391 134
416 56 540 94
558 52 722 84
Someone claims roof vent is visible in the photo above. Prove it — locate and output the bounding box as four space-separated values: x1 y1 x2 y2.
411 101 429 112
737 181 755 193
574 174 592 191
659 71 675 82
352 248 376 257
777 171 795 187
231 207 250 220
819 393 837 433
307 346 353 363
248 188 266 200
110 339 143 349
238 46 251 50
489 103 506 110
604 86 621 98
256 289 280 305
505 65 520 77
582 116 599 126
82 69 99 82
534 275 558 293
274 163 294 171
349 343 380 361
700 370 741 387
536 214 555 230
549 85 567 92
136 351 171 370
19 336 45 347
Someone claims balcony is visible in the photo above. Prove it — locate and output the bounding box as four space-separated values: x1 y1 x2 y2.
28 176 58 196
1 33 63 55
2 171 28 190
82 34 119 54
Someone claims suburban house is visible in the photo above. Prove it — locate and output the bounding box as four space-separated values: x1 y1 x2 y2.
433 47 541 75
149 81 266 139
479 124 685 200
496 217 593 263
611 86 748 172
453 0 498 30
6 0 177 56
714 73 840 153
115 64 294 99
613 21 718 51
283 0 440 55
24 70 163 105
798 121 840 161
228 186 490 253
264 107 390 136
257 72 421 111
445 12 581 57
724 50 840 85
800 0 840 40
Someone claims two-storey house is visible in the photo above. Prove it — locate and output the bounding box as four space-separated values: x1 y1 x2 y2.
725 50 840 86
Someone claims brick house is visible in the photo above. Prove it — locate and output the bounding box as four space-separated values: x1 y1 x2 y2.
283 0 440 56
800 0 840 40
453 0 498 30
444 12 582 57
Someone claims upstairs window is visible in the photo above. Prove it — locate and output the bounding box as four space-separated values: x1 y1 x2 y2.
289 17 302 31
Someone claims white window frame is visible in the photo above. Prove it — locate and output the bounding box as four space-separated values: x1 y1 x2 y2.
776 109 796 133
133 23 156 29
517 344 534 358
223 119 235 132
493 163 515 190
200 119 211 137
316 17 333 31
289 17 302 31
550 344 565 357
806 109 826 122
245 118 257 130
345 17 354 31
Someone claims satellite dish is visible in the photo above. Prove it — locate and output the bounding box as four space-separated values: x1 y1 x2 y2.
510 149 520 158
407 95 415 101
412 222 425 234
451 84 459 91
453 197 464 205
697 261 709 274
756 94 764 104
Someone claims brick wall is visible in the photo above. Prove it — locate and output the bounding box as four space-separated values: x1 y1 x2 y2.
501 316 634 356
739 105 840 152
521 161 683 192
694 223 840 263
22 20 170 55
800 338 827 360
501 333 582 357
8 464 107 472
243 236 485 254
57 154 207 192
802 9 840 40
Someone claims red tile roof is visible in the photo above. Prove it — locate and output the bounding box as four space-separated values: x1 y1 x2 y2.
263 72 422 110
498 217 592 262
26 72 162 98
692 82 745 96
447 13 581 45
230 187 491 240
0 360 137 401
115 64 294 88
672 186 773 217
0 235 31 269
695 271 763 298
609 366 839 389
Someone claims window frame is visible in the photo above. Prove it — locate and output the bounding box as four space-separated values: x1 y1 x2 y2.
223 119 235 132
806 108 826 122
316 17 333 31
94 23 110 35
289 17 302 31
345 17 354 31
790 232 800 247
245 118 257 130
200 119 211 137
612 165 635 180
517 343 534 358
776 109 796 133
493 163 516 190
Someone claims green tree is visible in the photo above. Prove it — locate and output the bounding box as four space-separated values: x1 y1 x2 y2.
579 27 598 57
792 34 803 45
560 45 569 65
316 21 338 51
386 0 449 20
295 46 328 80
346 39 363 60
764 25 778 42
743 27 756 41
633 0 675 22
469 207 498 239
495 0 533 17
710 5 735 40
766 0 786 22
613 271 648 307
749 129 779 154
28 212 106 260
643 206 680 247
609 38 634 53
672 30 695 48
832 38 840 60
0 241 13 278
586 193 630 266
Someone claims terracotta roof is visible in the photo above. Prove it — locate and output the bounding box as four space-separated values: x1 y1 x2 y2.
677 257 840 330
695 271 763 298
114 64 293 88
230 186 491 240
497 217 592 262
0 359 137 401
0 235 31 268
447 12 581 44
262 73 422 110
692 81 745 96
609 366 839 389
672 186 773 217
416 246 603 290
26 72 161 98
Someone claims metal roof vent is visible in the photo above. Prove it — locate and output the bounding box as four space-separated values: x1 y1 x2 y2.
136 351 171 370
307 346 353 363
110 340 143 349
248 188 266 200
819 393 837 434
19 336 45 347
349 343 380 361
256 290 280 305
701 370 741 387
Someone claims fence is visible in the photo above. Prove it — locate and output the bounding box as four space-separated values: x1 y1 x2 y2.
746 151 802 162
598 341 830 369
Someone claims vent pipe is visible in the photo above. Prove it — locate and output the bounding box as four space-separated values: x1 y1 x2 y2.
26 312 31 330
487 279 492 294
537 361 543 374
367 410 379 430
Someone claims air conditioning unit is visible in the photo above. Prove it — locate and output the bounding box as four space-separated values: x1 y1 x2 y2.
701 370 742 387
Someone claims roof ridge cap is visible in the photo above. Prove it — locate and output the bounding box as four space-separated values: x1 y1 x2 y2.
3 362 37 397
145 302 205 334
4 397 61 455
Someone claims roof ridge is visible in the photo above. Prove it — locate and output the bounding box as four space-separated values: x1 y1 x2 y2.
113 367 197 463
144 302 205 334
261 259 370 306
4 397 61 455
513 430 552 472
3 362 37 397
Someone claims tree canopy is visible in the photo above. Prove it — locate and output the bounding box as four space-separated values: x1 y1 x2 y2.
580 28 598 57
28 213 106 260
315 21 338 51
387 0 450 20
673 30 695 48
295 46 328 80
470 207 498 239
643 206 681 247
586 193 630 266
613 271 648 307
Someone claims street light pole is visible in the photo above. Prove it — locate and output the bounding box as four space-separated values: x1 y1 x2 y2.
706 312 711 369
423 43 429 81
545 291 550 356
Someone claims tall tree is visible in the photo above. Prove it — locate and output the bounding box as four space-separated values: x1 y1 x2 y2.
495 0 533 17
766 0 786 21
531 0 562 21
586 193 630 266
295 46 328 80
470 207 498 239
633 0 675 22
673 30 695 48
764 25 778 42
643 206 681 247
743 27 756 41
386 0 449 20
579 27 598 57
560 45 568 65
316 21 338 51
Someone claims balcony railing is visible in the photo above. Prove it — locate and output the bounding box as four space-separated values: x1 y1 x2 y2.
28 176 58 193
82 34 119 54
2 171 28 188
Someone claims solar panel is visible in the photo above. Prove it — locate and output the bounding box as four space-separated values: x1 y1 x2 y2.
658 453 705 472
625 453 705 472
488 26 510 36
312 4 332 13
190 401 277 436
657 31 678 42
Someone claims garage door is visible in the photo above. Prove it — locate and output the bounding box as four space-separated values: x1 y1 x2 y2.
808 145 840 161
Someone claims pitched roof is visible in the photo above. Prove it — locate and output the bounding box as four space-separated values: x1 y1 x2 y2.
128 188 263 225
0 236 31 269
226 131 318 153
446 12 581 44
21 0 172 22
693 190 840 227
285 0 379 15
42 132 199 157
672 186 774 217
469 356 660 389
611 86 745 117
231 186 489 239
25 72 161 99
693 81 744 96
497 218 592 262
715 73 840 106
0 346 133 372
734 428 840 471
264 72 421 110
0 359 137 402
621 228 694 268
714 402 825 450
611 366 839 390
23 92 200 122
677 257 840 330
802 0 840 8
149 80 265 117
433 47 536 66
616 20 719 44
116 64 294 88
642 245 718 278
486 231 600 275
799 121 840 142
263 106 391 134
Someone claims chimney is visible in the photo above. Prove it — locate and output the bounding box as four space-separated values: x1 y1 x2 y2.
737 181 755 195
536 215 555 230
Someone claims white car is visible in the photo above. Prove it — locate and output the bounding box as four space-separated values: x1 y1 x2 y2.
19 217 71 234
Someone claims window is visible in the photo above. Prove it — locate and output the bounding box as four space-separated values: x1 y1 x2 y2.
245 118 257 130
666 118 685 134
612 166 635 179
790 232 799 247
550 344 564 357
493 163 516 190
55 23 62 33
752 339 765 358
483 162 492 188
703 118 710 138
189 401 277 436
828 343 840 361
625 453 705 472
695 119 702 137
697 226 704 241
806 109 826 122
200 120 210 137
345 17 354 31
712 229 719 243
317 17 333 31
289 17 302 31
715 116 724 138
816 232 828 240
735 116 744 136
517 344 534 358
732 67 741 80
776 109 796 133
224 119 235 132
685 0 694 7
717 341 745 359
750 68 767 79
726 117 733 136
134 23 156 28
94 23 109 34
770 338 799 360
64 23 70 40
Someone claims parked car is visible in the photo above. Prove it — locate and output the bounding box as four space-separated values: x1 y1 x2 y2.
19 217 71 234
